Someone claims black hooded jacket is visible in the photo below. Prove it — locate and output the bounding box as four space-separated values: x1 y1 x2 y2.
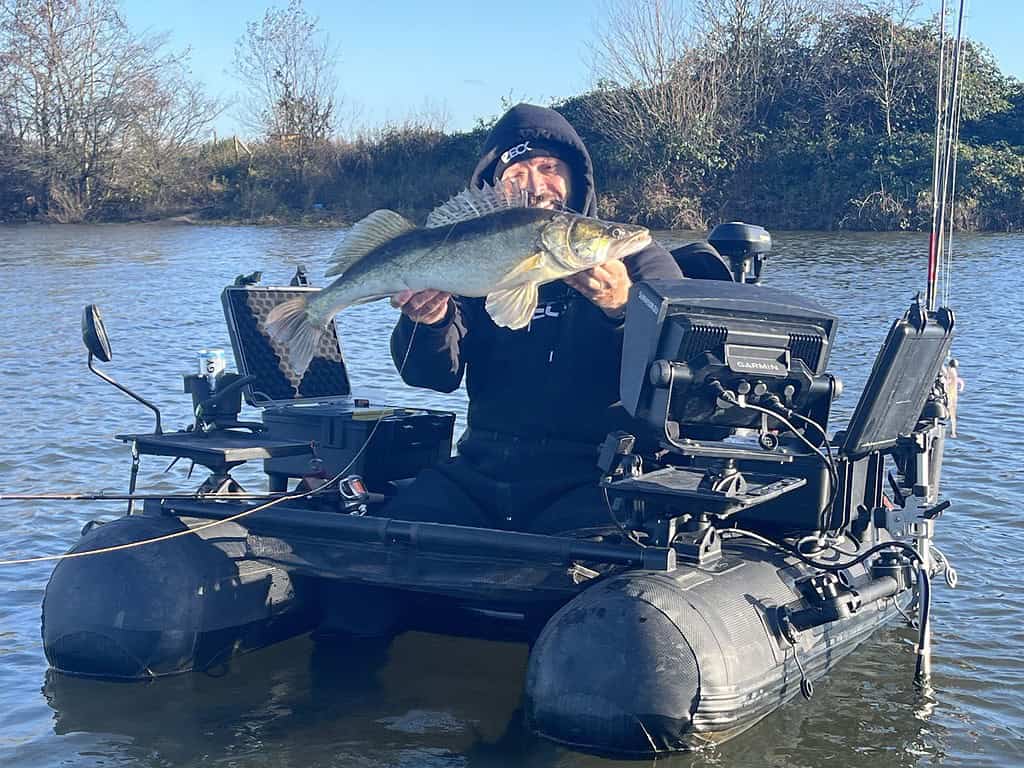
390 104 682 451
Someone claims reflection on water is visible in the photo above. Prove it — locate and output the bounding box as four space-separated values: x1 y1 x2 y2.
34 626 950 768
1 224 1022 767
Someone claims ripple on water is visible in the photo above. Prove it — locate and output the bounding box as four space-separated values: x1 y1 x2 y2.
0 226 1022 768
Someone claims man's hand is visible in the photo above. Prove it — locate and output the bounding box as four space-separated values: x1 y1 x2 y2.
391 289 452 325
564 259 632 318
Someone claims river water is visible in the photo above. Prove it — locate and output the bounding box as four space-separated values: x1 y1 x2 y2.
0 224 1020 767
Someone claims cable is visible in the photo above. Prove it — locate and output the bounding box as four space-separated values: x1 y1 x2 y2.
715 390 841 524
796 533 859 558
726 523 933 683
723 526 924 572
601 486 646 548
756 397 840 517
893 596 918 629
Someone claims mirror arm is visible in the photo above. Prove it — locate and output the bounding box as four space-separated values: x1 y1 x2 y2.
88 353 163 435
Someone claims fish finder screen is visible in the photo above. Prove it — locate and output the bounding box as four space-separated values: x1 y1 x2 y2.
620 280 838 436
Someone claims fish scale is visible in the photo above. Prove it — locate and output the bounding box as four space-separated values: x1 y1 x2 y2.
265 184 651 377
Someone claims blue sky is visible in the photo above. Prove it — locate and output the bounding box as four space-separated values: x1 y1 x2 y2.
122 0 1023 139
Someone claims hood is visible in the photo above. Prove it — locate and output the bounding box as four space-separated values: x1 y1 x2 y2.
470 103 597 217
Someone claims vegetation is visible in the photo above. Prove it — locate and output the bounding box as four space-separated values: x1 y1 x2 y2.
1 0 1021 231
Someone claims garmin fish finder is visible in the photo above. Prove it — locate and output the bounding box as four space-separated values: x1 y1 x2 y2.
620 279 840 443
603 280 845 551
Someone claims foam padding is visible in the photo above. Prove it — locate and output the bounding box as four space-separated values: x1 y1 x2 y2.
221 286 351 404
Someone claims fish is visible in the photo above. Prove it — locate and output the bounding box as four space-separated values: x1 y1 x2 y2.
264 182 652 377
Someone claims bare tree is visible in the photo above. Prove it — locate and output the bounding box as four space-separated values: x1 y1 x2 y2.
811 1 932 137
588 0 711 151
586 0 834 225
233 0 339 143
588 0 834 153
120 63 223 210
0 0 219 220
859 0 922 137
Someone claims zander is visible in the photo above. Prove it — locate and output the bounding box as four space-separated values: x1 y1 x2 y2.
265 183 651 376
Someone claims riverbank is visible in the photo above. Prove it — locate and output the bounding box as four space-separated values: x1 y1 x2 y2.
5 118 1021 233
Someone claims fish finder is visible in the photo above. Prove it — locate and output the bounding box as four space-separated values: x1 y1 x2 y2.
607 280 844 551
620 279 839 443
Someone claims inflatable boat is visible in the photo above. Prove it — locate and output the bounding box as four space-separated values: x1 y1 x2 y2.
38 224 958 755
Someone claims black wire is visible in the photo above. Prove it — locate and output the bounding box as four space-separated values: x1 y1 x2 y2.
723 526 924 572
779 407 842 531
602 486 647 548
723 394 841 527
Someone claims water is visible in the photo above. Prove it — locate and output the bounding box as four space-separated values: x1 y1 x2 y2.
0 224 1021 767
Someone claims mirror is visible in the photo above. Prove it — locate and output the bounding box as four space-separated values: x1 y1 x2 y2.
81 305 112 362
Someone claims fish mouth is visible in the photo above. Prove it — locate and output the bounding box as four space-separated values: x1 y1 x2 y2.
609 228 652 261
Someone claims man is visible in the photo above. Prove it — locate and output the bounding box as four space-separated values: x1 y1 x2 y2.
384 103 683 534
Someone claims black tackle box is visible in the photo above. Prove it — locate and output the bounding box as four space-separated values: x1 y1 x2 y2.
261 403 455 490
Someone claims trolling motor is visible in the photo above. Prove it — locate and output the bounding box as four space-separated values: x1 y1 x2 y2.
669 222 772 284
708 222 772 284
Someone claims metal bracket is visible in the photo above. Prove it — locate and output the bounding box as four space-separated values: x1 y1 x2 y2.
673 525 722 565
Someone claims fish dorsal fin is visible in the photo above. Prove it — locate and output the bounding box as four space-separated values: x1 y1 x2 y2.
485 283 540 330
325 210 415 277
425 181 529 228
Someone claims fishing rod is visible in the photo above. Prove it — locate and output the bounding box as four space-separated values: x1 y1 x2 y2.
927 0 967 311
926 0 947 306
0 491 292 502
914 0 968 688
941 10 967 310
0 310 426 567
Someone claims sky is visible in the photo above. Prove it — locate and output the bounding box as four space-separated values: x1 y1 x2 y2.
121 0 1024 140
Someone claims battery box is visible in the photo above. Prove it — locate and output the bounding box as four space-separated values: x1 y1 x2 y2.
261 402 455 491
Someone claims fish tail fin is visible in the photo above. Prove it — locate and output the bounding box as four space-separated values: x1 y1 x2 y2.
265 296 327 377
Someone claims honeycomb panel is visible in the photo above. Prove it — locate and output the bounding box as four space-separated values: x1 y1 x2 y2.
222 287 351 404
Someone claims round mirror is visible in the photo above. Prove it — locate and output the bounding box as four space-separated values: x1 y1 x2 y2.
82 305 112 362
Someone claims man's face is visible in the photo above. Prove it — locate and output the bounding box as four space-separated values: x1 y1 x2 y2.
500 155 572 210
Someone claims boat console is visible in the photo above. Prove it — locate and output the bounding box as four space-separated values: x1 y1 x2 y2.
602 276 954 556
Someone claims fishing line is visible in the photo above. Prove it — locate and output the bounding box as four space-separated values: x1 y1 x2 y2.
0 190 494 568
0 492 292 502
0 185 587 566
0 291 433 568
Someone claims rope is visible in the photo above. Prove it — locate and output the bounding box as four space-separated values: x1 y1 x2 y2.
0 317 425 567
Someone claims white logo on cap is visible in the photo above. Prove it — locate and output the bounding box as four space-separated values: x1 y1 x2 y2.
500 140 532 165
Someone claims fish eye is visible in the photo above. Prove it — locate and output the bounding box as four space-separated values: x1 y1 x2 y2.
611 226 625 239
